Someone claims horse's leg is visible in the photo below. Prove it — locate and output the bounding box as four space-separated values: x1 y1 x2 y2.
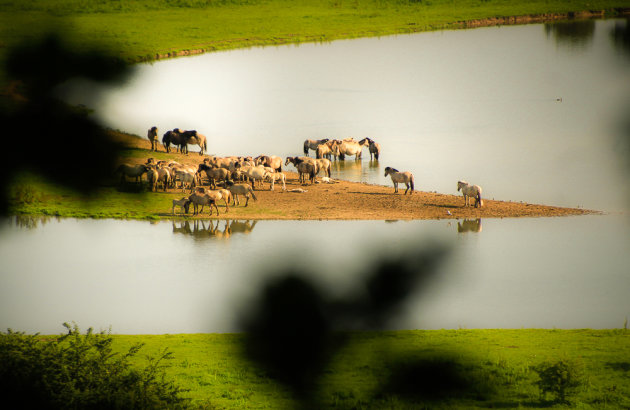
244 195 250 207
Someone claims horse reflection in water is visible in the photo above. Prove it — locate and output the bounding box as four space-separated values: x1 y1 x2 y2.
457 219 482 233
171 219 258 240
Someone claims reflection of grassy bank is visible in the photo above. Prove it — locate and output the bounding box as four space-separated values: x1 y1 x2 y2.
108 329 630 408
0 1 628 64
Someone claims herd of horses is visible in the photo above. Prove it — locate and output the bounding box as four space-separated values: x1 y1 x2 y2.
117 127 483 214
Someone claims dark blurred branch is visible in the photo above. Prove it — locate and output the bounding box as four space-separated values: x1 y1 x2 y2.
239 245 450 405
1 32 133 215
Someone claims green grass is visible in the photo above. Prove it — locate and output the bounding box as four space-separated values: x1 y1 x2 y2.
1 0 628 65
8 171 231 220
99 329 630 408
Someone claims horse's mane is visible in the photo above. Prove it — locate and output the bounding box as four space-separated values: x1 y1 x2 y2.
388 167 399 173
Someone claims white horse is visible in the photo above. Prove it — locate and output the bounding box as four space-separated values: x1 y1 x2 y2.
457 181 483 207
265 171 286 191
384 166 415 194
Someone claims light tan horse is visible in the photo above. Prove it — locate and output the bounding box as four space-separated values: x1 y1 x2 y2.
265 171 286 191
457 180 483 208
384 166 415 194
228 183 258 206
337 138 369 160
315 158 331 178
195 187 232 213
255 155 283 172
187 192 219 215
147 126 159 151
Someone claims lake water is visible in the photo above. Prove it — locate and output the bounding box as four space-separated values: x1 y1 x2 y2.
5 20 630 334
59 19 630 212
0 215 628 334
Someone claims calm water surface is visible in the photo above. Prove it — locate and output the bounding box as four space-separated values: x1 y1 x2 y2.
8 20 630 334
0 215 628 334
60 19 630 211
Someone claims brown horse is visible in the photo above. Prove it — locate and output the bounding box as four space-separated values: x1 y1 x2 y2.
366 138 381 160
115 163 149 185
285 156 317 184
162 130 187 153
303 138 329 156
175 129 207 155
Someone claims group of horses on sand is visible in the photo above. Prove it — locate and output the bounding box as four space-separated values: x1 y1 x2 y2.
303 137 381 161
147 126 207 155
303 137 482 207
119 127 483 214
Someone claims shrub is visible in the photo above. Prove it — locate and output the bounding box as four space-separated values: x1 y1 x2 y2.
533 358 586 403
13 184 41 205
0 322 188 409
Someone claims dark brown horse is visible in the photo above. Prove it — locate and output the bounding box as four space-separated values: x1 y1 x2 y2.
172 128 207 155
162 130 187 153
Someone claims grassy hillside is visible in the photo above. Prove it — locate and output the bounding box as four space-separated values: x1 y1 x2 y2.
108 329 630 408
1 0 628 64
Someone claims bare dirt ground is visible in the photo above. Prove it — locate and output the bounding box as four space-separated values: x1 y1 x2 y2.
114 132 597 220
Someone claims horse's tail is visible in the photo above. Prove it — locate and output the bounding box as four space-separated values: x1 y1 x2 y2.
327 165 331 178
410 175 415 193
303 141 309 155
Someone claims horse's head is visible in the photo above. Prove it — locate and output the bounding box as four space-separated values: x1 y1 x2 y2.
284 157 292 166
457 181 467 191
183 200 191 214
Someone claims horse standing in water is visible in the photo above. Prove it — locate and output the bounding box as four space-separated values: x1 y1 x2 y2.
366 138 381 160
303 138 329 156
384 166 415 194
337 138 370 160
457 180 483 208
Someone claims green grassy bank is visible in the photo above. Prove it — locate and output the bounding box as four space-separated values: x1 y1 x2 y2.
7 132 285 220
106 329 630 408
1 0 629 64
